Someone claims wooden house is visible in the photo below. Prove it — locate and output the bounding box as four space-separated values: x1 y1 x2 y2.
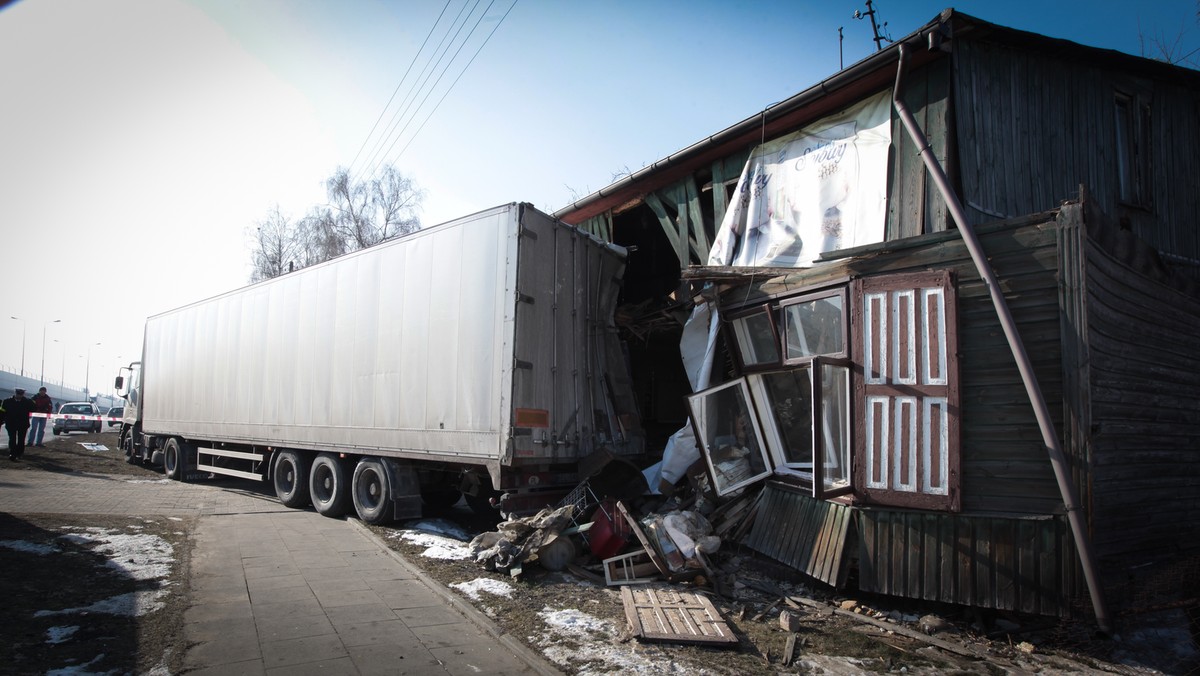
554 9 1200 626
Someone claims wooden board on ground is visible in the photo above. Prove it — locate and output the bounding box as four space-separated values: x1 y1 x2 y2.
621 585 739 646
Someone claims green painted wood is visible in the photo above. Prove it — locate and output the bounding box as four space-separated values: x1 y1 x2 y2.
643 192 684 268
685 176 710 262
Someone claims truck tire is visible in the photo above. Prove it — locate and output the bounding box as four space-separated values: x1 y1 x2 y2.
310 453 351 518
273 450 311 508
352 458 392 525
164 438 189 481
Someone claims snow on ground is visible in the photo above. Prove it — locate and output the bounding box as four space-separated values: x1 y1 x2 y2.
533 607 707 675
390 521 473 560
15 526 179 621
46 626 79 644
0 539 60 555
405 518 473 542
57 527 174 580
123 478 171 484
45 652 106 676
35 590 169 618
451 577 515 600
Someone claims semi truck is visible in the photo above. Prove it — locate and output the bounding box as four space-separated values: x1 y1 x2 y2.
115 203 644 523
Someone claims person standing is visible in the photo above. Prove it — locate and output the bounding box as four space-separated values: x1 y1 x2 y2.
3 388 37 460
26 387 53 448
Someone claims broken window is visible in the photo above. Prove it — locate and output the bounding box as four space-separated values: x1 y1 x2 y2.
730 307 780 368
712 270 959 509
686 379 772 496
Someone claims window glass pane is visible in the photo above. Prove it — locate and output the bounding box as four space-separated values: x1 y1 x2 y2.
784 295 844 360
760 369 813 467
687 380 771 495
732 310 779 366
819 363 851 490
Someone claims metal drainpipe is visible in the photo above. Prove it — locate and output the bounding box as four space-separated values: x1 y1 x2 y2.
892 42 1111 634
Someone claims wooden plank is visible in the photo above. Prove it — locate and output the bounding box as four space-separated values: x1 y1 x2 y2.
685 176 710 261
621 586 738 646
711 158 728 228
642 192 684 268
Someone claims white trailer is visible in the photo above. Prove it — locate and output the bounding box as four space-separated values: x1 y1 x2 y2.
116 203 643 522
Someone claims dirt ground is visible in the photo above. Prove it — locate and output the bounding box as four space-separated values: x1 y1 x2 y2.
0 430 192 675
369 514 1200 676
3 431 1197 675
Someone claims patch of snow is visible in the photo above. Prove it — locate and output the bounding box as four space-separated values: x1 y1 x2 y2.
36 589 169 618
46 625 79 644
534 607 682 675
124 478 171 484
398 531 471 560
451 578 515 600
0 539 59 555
57 528 174 581
46 652 106 675
405 518 472 542
167 517 183 521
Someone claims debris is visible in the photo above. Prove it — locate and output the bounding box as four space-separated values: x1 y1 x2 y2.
566 563 606 586
783 633 798 666
1017 641 1036 654
79 443 109 452
468 504 575 572
750 597 783 622
779 609 802 632
839 599 859 611
621 585 738 646
603 548 660 585
919 614 954 636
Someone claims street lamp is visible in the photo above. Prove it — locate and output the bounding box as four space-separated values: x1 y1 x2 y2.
85 342 101 403
40 319 61 387
53 339 66 400
10 315 26 377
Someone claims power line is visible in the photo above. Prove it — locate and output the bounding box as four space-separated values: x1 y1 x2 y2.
347 0 454 177
384 0 518 167
355 0 482 182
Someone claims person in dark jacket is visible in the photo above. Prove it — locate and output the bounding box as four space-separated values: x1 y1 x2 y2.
3 388 37 460
27 387 53 448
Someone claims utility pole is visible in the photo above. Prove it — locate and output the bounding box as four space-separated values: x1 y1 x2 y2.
854 0 891 52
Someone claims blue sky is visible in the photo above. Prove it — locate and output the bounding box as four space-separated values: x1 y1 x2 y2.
1 0 1197 390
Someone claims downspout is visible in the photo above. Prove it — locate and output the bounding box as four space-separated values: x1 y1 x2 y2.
892 42 1111 634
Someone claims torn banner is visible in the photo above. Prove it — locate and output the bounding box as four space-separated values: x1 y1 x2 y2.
708 90 891 268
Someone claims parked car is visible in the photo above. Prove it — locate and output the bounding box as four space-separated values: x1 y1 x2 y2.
105 406 124 427
53 402 101 435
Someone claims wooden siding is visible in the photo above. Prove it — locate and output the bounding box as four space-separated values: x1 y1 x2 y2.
1084 218 1200 574
743 482 853 587
857 508 1085 617
954 39 1200 262
888 58 953 239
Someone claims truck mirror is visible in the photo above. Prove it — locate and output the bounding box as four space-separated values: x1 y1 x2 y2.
114 376 124 390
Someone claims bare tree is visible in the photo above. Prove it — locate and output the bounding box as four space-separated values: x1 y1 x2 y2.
249 205 301 282
1139 4 1200 69
316 165 424 251
248 165 424 282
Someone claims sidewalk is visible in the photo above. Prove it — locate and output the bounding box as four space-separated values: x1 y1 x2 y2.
0 468 557 675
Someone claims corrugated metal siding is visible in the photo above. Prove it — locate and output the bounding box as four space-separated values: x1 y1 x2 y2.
857 509 1085 617
743 482 853 587
954 39 1200 261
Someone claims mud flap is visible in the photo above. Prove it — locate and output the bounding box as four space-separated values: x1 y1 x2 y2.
379 458 423 520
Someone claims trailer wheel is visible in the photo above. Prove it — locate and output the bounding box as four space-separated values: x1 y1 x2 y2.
164 438 189 481
273 450 311 508
352 459 392 525
310 453 351 517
